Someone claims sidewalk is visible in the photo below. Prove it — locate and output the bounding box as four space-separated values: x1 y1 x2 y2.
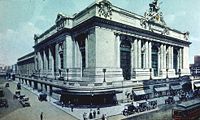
13 79 180 120
13 80 125 120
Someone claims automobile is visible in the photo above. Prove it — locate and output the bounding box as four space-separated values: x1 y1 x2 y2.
19 97 30 107
5 83 9 87
137 100 148 112
147 100 157 109
38 93 47 101
13 90 21 99
19 95 26 100
122 104 137 116
17 83 21 90
165 96 175 104
0 88 4 97
179 94 187 101
0 98 8 108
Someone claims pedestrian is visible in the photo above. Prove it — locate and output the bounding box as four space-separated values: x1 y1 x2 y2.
97 107 100 114
70 104 74 112
89 109 93 119
40 112 43 120
83 112 87 120
93 110 96 118
61 101 64 108
104 114 107 120
101 114 105 120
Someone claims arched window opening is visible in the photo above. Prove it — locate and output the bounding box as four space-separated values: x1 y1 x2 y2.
120 40 131 80
152 46 159 77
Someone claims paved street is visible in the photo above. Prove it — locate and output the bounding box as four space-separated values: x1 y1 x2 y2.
0 78 77 120
1 77 200 120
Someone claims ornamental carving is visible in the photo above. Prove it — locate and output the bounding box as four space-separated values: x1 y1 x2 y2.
98 0 112 19
141 0 166 27
140 0 170 35
184 31 190 40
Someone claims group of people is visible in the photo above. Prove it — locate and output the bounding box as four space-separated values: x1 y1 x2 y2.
83 108 107 120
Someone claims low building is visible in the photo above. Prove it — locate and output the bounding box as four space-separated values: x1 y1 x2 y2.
17 52 35 77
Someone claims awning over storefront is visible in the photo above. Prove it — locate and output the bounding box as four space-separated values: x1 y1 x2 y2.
154 86 169 92
52 89 122 96
133 89 151 96
194 83 200 88
171 85 182 90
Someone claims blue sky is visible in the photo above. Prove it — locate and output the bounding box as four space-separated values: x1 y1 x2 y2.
0 0 200 65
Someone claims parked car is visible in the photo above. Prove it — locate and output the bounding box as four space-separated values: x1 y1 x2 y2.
19 97 30 107
0 98 8 108
179 94 187 101
0 88 4 97
147 100 157 109
38 93 47 101
137 100 148 112
5 83 9 87
165 96 175 104
13 90 21 99
122 104 137 116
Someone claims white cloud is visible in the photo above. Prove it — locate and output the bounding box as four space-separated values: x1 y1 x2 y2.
0 22 41 65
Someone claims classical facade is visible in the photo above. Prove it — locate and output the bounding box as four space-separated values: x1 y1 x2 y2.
33 0 190 82
17 0 191 105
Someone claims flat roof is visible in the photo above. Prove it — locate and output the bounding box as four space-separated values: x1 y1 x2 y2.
174 99 200 110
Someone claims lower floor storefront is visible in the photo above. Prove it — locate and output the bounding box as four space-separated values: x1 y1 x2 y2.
55 90 121 106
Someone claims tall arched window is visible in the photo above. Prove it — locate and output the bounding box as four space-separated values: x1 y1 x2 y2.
120 40 131 80
173 48 178 74
152 46 159 76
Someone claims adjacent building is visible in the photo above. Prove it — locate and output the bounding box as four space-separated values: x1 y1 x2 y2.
17 0 191 105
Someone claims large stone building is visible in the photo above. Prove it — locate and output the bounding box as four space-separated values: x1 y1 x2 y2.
17 0 191 105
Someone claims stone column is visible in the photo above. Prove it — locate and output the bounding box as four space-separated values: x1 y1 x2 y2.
43 50 47 72
148 42 152 68
182 46 190 75
55 43 60 72
38 51 43 73
163 45 166 69
160 44 164 69
115 34 121 68
158 46 161 76
171 46 174 69
49 46 54 76
85 35 89 68
180 48 183 69
132 38 138 69
169 46 173 69
63 40 67 69
145 41 149 68
137 39 141 68
177 48 180 70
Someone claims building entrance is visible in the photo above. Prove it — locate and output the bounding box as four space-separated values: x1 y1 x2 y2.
152 46 159 76
120 40 131 80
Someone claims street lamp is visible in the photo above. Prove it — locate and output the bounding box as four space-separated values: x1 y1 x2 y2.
166 68 169 79
150 68 152 80
67 68 69 81
103 69 106 82
178 68 181 78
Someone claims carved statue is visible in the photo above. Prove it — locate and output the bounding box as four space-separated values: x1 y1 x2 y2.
149 0 160 13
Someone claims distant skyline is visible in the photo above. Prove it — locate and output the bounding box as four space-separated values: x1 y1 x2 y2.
0 0 200 65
